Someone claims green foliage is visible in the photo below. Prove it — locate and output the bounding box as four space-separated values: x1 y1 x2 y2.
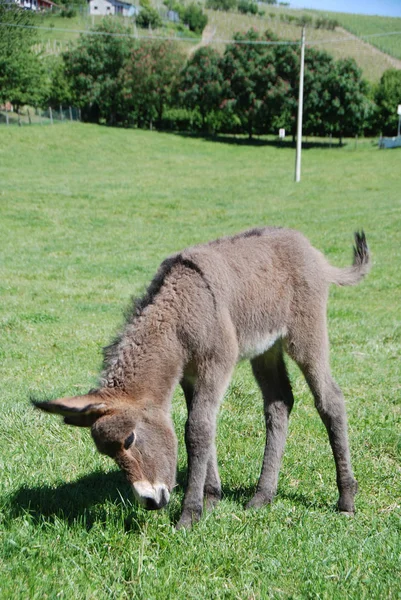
315 16 339 30
63 19 134 124
183 3 208 34
0 3 46 108
296 14 313 27
59 6 78 18
221 29 286 138
178 46 224 130
237 0 258 15
374 68 401 135
325 58 373 140
120 40 184 126
44 56 73 108
136 6 163 28
205 0 237 11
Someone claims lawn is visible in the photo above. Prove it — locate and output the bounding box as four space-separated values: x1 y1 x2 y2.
0 123 400 599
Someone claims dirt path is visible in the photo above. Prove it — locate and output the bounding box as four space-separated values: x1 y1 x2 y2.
189 24 217 55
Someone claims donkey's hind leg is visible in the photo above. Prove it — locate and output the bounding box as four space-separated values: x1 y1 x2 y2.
287 321 357 514
246 343 294 509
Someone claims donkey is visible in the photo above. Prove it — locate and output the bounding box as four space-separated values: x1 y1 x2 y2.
34 227 370 529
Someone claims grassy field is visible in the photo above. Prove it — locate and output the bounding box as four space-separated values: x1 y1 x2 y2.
0 123 400 599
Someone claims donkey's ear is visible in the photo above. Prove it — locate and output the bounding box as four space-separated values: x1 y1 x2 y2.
32 394 109 427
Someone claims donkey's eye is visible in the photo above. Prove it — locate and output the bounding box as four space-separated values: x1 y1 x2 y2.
124 431 136 450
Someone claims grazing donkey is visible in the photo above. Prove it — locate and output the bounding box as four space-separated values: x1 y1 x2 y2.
34 227 370 529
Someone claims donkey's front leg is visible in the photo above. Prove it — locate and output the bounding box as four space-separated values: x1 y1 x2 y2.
181 377 222 512
177 369 232 530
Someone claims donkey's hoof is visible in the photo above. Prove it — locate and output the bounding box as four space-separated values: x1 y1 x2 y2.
339 510 355 518
245 491 273 510
204 489 221 512
176 507 202 530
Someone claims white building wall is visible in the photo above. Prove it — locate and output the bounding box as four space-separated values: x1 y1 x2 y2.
88 0 133 16
88 0 115 16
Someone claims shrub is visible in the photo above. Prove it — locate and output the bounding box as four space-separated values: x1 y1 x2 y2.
136 6 162 28
183 3 208 33
206 0 237 11
238 0 258 14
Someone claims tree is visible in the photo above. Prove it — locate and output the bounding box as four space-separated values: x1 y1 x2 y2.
0 3 46 109
221 29 280 138
136 6 162 29
183 3 208 34
120 40 184 128
64 19 134 124
374 69 401 136
178 46 224 131
324 58 372 143
44 56 73 108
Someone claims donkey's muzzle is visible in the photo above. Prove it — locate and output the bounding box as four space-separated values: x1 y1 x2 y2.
132 481 170 510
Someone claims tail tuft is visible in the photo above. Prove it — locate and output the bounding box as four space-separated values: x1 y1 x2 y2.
353 231 369 269
329 231 371 286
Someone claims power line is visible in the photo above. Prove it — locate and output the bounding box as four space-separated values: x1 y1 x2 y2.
1 20 400 46
0 21 299 45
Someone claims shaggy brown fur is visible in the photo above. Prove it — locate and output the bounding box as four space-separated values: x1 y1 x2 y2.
34 227 370 528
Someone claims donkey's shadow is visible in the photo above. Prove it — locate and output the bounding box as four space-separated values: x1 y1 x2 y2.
9 469 330 530
9 471 140 530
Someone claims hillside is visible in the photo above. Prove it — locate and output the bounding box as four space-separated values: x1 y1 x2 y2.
320 11 401 60
32 4 401 82
202 5 401 82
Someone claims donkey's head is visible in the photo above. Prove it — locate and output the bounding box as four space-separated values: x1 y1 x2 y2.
33 392 177 510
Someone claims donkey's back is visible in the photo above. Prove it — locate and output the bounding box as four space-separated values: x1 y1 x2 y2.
177 227 369 362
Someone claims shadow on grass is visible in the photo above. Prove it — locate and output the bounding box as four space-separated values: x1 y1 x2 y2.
8 470 139 529
7 467 332 532
170 131 352 150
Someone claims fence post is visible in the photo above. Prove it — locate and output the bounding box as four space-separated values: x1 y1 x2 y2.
59 104 63 121
5 107 9 126
17 107 21 127
49 106 53 125
69 106 73 122
27 108 32 125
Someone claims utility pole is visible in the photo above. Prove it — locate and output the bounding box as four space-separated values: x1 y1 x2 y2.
295 27 306 183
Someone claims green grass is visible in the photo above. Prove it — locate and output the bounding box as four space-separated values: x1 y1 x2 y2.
0 123 400 599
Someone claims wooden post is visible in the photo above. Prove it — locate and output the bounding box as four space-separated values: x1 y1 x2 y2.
27 108 32 125
49 106 53 125
5 107 9 126
60 104 63 121
69 106 73 121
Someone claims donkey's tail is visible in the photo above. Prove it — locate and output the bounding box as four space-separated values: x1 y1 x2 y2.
328 231 371 286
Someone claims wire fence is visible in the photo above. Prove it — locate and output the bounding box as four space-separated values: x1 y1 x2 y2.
0 105 81 126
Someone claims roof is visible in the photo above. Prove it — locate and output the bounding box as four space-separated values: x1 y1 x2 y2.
88 0 139 5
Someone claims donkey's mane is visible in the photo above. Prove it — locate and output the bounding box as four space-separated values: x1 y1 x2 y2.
101 252 215 387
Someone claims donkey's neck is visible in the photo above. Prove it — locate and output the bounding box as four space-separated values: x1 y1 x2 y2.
100 280 186 407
